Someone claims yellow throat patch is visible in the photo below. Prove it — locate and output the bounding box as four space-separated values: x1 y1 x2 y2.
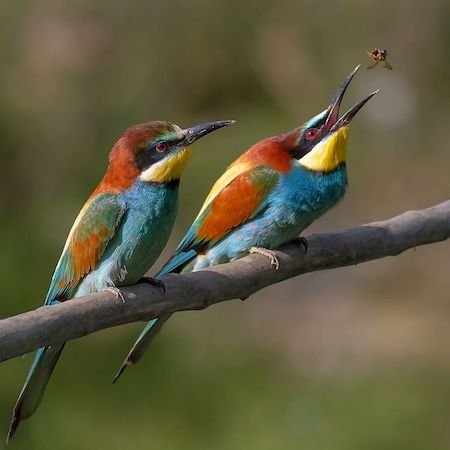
140 147 193 183
299 126 349 172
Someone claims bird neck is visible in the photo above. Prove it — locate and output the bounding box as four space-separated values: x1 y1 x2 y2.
92 146 139 196
140 147 193 184
298 126 349 173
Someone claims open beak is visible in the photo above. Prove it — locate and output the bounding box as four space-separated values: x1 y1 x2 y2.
182 120 235 145
323 65 379 134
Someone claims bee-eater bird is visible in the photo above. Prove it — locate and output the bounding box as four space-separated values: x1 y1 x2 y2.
113 66 378 383
6 119 233 442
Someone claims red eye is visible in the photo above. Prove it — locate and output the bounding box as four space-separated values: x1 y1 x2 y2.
306 129 318 140
156 142 167 153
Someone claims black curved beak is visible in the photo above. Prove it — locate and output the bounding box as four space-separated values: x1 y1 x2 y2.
182 120 235 145
324 65 379 133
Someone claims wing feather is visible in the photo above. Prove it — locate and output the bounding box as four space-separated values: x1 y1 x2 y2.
197 161 253 216
45 193 126 304
177 165 279 252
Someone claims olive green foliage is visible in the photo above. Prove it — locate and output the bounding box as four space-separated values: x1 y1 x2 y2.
0 1 449 448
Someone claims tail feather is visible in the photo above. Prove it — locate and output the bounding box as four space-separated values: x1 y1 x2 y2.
6 344 65 444
156 249 197 277
113 250 197 383
112 314 172 384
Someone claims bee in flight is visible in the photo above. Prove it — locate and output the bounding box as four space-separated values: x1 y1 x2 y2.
366 48 392 70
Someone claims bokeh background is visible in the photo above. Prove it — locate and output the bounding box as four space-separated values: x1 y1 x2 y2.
0 1 449 449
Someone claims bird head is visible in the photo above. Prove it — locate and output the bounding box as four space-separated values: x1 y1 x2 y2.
288 65 378 172
103 120 234 192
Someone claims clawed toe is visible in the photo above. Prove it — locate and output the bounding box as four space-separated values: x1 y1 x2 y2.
296 237 308 253
249 247 280 270
105 286 126 303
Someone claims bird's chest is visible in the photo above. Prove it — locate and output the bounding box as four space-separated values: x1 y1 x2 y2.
123 183 178 230
112 182 179 281
268 164 348 230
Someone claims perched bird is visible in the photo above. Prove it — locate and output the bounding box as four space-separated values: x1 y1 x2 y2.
113 66 379 383
6 119 233 442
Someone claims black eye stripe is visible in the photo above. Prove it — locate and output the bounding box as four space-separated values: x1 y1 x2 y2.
134 138 181 171
135 148 163 171
289 128 318 159
290 139 315 159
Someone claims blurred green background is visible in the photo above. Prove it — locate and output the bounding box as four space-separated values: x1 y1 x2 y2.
0 0 449 449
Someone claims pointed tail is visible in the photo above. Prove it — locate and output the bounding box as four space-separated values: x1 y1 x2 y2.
6 343 65 443
112 249 197 383
112 314 172 383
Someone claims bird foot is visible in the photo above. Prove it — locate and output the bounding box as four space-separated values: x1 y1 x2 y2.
138 276 166 293
104 286 126 303
249 247 279 270
296 236 308 253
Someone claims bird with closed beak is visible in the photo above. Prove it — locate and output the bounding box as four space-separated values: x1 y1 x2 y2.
6 118 233 443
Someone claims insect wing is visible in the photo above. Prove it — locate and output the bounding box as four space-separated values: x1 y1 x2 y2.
383 59 393 70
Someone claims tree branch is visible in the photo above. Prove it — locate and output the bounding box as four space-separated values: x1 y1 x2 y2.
1 201 449 363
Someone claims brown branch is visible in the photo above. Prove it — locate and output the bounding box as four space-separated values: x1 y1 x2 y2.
0 201 449 363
